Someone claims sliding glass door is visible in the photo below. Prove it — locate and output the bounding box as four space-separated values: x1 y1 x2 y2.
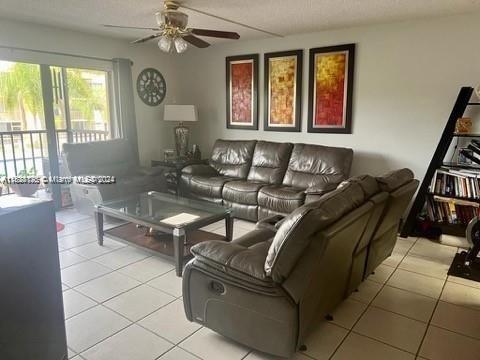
0 60 116 208
0 60 48 188
53 66 113 151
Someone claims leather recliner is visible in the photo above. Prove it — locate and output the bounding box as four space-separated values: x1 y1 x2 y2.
258 143 353 219
62 139 165 215
222 141 293 221
180 139 353 221
364 168 419 277
180 139 257 204
182 175 385 357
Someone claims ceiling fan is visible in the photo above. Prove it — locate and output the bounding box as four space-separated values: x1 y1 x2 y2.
103 0 241 54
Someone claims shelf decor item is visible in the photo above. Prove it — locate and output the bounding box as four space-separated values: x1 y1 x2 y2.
192 144 202 160
264 50 303 132
164 149 176 162
164 105 198 157
307 44 355 134
226 54 259 130
455 117 473 134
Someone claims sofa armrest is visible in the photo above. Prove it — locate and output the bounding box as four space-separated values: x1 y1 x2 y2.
182 164 218 177
191 240 270 282
256 215 286 232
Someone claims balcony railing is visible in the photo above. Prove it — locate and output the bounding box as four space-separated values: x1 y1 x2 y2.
0 129 109 195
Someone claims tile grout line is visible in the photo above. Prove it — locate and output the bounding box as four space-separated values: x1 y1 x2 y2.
65 269 180 321
427 317 480 342
154 345 203 360
72 299 180 357
64 226 470 359
414 275 449 359
58 214 249 359
327 236 419 359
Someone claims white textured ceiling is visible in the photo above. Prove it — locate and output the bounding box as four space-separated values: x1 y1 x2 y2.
1 0 480 45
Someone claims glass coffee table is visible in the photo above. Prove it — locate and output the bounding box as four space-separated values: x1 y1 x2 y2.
94 191 233 276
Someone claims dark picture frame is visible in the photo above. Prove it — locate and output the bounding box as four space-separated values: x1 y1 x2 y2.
264 50 303 132
226 54 259 130
307 43 355 134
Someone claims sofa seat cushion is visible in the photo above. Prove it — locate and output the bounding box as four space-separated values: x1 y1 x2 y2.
258 185 306 214
190 175 234 199
223 180 267 205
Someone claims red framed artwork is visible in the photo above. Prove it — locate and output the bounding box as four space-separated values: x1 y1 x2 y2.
308 44 355 133
226 54 258 130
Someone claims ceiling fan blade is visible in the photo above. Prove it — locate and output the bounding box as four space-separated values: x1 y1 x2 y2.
103 24 160 31
131 34 160 44
183 35 210 48
180 4 283 37
190 28 240 39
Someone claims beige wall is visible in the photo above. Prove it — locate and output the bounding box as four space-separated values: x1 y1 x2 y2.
177 12 480 180
0 18 182 165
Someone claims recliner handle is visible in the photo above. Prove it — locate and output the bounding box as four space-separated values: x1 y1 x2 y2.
209 280 226 295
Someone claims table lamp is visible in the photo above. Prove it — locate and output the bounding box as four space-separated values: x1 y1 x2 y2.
163 104 198 157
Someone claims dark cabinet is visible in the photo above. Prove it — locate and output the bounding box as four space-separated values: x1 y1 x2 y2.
0 197 67 360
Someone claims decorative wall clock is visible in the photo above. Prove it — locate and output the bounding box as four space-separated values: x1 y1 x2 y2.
136 68 167 106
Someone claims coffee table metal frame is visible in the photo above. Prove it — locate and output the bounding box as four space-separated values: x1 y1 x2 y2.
94 192 233 277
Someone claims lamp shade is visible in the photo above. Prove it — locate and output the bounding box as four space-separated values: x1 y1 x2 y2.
163 105 198 122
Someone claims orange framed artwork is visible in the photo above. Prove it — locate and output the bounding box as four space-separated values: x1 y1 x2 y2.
308 44 355 133
226 54 259 130
264 50 303 132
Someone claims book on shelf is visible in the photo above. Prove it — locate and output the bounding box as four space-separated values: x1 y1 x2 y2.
426 195 479 225
429 167 480 199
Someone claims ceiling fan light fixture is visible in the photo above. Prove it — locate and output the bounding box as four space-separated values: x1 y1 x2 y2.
155 12 164 27
174 37 188 53
158 35 172 53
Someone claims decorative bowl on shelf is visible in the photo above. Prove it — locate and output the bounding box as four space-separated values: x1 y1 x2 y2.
455 117 473 134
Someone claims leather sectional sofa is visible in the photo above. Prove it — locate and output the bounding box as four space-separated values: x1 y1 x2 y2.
180 139 353 221
183 169 418 358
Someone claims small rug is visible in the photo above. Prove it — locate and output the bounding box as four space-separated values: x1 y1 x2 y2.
105 223 226 259
56 222 65 232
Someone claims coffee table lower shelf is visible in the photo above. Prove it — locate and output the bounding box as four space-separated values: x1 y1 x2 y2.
101 222 228 276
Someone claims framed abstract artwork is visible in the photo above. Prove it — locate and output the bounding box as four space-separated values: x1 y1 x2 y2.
226 54 259 130
308 44 355 134
264 50 303 132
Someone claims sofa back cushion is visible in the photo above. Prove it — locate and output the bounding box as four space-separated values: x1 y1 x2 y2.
376 168 415 192
63 139 136 177
247 141 293 184
209 139 257 178
265 179 371 282
338 174 380 198
374 168 418 237
282 143 353 189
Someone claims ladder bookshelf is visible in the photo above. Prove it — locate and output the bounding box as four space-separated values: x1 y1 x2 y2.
401 86 478 237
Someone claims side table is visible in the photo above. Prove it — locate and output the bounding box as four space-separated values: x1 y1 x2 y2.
151 158 208 195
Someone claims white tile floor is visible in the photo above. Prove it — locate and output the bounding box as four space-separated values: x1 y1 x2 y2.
56 208 480 360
